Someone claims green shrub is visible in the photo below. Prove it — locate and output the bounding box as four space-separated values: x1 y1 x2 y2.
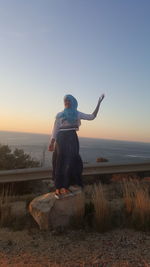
0 144 40 170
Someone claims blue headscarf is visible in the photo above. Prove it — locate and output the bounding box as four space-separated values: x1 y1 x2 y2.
58 94 78 124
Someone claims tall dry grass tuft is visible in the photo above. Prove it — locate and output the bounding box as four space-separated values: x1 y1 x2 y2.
122 179 150 230
122 178 140 214
133 187 150 229
92 182 111 232
0 186 13 226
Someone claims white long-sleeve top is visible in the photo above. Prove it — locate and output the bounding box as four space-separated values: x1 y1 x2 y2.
50 110 96 142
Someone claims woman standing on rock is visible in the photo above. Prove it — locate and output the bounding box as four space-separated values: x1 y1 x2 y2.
48 93 105 199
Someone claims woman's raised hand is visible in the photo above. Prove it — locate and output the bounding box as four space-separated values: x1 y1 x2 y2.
99 94 105 103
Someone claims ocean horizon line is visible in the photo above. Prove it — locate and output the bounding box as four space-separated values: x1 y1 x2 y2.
0 130 150 145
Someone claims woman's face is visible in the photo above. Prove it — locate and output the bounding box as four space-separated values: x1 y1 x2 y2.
64 98 71 108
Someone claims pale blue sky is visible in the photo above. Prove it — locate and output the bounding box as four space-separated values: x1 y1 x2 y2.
0 0 150 142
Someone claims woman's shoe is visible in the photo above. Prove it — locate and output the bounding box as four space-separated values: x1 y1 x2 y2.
54 193 61 199
55 188 73 199
54 189 62 199
59 188 74 198
69 185 82 195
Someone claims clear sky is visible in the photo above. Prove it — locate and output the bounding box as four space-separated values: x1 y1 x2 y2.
0 0 150 142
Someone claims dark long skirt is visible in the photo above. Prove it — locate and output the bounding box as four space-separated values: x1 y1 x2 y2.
52 130 83 189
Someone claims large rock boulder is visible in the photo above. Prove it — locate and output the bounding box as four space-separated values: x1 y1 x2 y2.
29 191 85 230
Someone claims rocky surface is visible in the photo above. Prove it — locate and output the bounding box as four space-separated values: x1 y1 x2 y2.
29 191 85 230
0 228 150 266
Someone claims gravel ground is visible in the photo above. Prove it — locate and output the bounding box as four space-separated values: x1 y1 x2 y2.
0 228 150 267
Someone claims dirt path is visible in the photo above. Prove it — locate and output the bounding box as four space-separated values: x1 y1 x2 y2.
0 228 150 266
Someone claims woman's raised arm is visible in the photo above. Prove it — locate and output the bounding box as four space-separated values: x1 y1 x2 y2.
93 94 105 117
78 94 105 120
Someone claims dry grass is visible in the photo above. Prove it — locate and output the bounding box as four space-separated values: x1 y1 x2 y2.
122 178 139 214
133 187 150 229
0 186 12 227
92 182 111 231
0 186 36 229
122 178 150 229
1 179 150 232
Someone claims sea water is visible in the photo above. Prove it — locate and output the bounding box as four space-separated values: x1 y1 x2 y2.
0 131 150 167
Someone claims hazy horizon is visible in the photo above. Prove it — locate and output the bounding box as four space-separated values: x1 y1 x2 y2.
0 129 150 144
